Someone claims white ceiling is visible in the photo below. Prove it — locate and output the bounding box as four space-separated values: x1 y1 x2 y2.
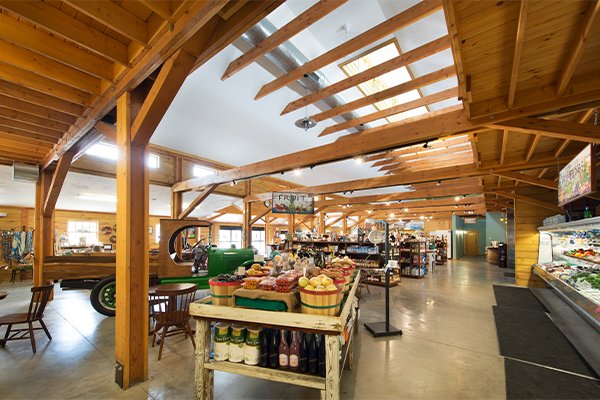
0 0 457 220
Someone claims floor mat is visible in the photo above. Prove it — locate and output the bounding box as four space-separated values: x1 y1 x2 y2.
505 358 600 399
493 285 548 312
493 306 597 377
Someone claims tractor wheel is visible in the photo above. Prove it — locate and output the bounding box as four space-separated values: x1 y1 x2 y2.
90 275 116 316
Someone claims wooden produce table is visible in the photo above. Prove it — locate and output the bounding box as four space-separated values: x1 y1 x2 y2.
190 272 361 400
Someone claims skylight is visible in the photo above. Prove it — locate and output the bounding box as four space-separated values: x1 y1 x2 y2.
340 40 428 123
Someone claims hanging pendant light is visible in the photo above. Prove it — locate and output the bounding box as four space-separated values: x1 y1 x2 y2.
295 74 317 131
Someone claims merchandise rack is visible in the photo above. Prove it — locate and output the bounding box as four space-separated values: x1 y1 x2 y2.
190 272 361 400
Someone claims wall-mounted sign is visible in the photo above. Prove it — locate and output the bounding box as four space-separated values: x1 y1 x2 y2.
558 144 596 206
464 218 477 224
272 192 314 214
408 221 424 230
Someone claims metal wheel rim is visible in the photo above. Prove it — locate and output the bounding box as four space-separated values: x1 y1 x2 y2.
99 282 116 310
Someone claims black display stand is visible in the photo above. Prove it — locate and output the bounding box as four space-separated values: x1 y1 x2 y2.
364 220 402 338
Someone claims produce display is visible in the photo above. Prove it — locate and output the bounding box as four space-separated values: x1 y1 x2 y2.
242 277 264 290
563 248 600 263
215 273 245 283
535 263 600 304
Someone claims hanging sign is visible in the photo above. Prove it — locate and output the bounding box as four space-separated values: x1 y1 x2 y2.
272 192 314 214
409 221 424 230
464 218 477 224
558 144 596 206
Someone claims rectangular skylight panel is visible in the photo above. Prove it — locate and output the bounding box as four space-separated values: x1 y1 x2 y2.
86 142 118 160
193 165 215 177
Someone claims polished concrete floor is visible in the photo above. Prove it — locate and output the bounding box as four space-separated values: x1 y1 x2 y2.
0 257 516 399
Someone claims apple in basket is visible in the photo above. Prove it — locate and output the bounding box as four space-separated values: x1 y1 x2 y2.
299 276 309 288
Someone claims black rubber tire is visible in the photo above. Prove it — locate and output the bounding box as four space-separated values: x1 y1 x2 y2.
90 275 116 317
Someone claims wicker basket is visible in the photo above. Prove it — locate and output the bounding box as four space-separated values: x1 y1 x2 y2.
342 270 352 293
333 278 346 294
299 285 343 316
342 266 355 283
209 278 243 306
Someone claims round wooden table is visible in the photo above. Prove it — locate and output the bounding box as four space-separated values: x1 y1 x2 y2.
149 283 197 295
0 291 8 300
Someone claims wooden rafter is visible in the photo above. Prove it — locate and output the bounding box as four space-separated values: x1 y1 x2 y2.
206 213 225 222
556 1 600 98
500 129 508 165
0 96 76 125
489 117 600 143
492 172 558 190
325 211 355 229
537 168 548 178
494 191 561 213
366 135 468 163
374 143 472 168
255 0 444 100
385 154 473 174
283 37 451 116
524 134 540 163
319 87 458 137
468 133 479 166
554 108 596 158
0 80 84 117
94 122 117 144
508 0 530 109
178 184 219 219
250 208 271 225
222 0 347 80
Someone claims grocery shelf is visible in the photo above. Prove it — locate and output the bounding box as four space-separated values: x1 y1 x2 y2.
561 254 600 268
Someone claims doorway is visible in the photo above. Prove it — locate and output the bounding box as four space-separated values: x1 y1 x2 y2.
465 230 479 255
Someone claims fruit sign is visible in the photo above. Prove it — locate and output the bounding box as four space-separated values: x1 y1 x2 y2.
272 192 314 214
558 144 596 206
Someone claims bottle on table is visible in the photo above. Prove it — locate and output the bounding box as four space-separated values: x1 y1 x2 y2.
269 329 279 369
299 332 308 373
308 333 318 374
318 334 326 377
289 331 300 371
279 330 290 370
259 328 269 367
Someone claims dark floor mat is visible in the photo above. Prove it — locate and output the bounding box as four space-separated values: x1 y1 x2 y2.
493 285 548 312
493 306 597 377
505 358 600 399
504 272 515 278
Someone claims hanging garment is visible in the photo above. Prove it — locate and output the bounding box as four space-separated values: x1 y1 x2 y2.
25 231 33 254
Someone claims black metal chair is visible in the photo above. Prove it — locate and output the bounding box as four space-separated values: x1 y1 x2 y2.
0 283 53 353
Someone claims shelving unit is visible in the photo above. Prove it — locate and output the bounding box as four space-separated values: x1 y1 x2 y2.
435 238 447 264
401 242 427 279
285 240 384 268
190 272 361 400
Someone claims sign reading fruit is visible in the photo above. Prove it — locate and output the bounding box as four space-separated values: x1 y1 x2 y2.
272 192 315 214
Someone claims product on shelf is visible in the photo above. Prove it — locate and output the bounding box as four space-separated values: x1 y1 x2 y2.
242 276 265 290
258 278 277 291
214 322 230 361
229 324 246 363
244 327 262 365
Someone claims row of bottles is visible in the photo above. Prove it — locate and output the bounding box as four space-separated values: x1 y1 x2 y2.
354 259 378 268
259 329 339 375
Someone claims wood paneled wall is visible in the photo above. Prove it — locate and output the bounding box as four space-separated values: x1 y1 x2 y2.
515 201 554 287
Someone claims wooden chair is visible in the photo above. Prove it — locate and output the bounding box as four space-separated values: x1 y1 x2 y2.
0 283 53 353
150 284 197 360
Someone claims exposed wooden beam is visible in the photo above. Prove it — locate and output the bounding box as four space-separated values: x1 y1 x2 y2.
373 143 472 168
139 0 175 22
310 65 456 122
0 105 69 132
328 198 484 213
218 1 249 20
0 60 92 106
468 133 479 166
178 184 219 219
0 0 129 65
500 129 508 165
63 1 148 46
492 172 558 190
556 1 600 97
554 109 597 158
494 191 561 213
489 117 600 143
0 117 64 138
442 0 470 118
325 211 355 229
319 87 459 137
131 48 197 146
284 37 451 116
0 133 54 150
0 79 84 116
524 134 540 163
508 0 529 109
537 168 548 179
0 12 113 82
222 0 347 80
385 154 473 173
0 96 76 126
206 213 225 222
43 150 75 217
94 121 117 144
250 208 271 225
295 206 329 228
255 0 444 100
365 135 468 163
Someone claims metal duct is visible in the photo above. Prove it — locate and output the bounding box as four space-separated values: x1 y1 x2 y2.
12 162 39 183
241 19 368 128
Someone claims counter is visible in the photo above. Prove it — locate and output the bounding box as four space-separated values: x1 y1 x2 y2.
486 247 499 264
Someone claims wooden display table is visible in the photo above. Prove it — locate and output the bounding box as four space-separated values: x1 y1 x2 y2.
486 247 499 264
190 272 361 400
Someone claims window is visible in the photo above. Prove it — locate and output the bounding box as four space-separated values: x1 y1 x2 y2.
85 141 159 168
67 221 98 246
148 154 160 169
218 226 242 249
339 39 428 123
193 165 215 177
252 227 265 255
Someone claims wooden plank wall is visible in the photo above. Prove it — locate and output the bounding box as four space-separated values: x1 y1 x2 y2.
515 200 554 287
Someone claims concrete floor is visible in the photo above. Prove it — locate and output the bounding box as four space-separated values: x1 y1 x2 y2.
0 256 515 399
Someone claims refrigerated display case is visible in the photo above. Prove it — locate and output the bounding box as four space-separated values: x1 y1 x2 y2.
533 217 600 328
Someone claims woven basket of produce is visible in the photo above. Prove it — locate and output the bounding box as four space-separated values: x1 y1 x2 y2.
299 284 343 316
209 277 243 306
